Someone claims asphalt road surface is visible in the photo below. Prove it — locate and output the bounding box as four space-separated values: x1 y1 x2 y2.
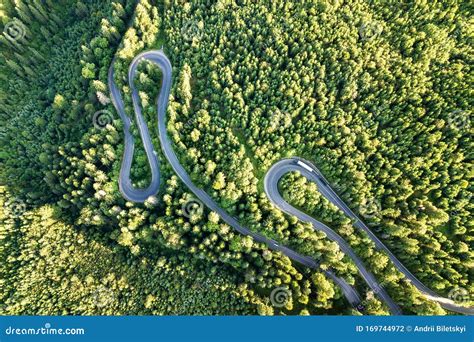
265 158 474 315
109 50 363 312
108 49 472 315
108 55 160 202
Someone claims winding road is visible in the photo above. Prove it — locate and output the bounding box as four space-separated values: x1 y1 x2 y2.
265 159 474 315
108 49 473 315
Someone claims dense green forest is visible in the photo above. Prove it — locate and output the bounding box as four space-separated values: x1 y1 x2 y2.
1 0 472 315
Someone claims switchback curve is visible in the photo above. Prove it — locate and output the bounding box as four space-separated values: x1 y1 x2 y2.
109 49 473 315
